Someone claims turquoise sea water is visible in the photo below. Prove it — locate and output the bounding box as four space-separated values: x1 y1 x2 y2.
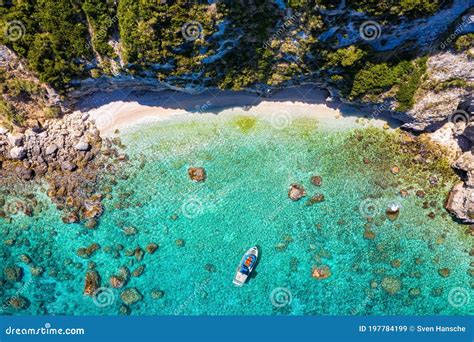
1 114 472 315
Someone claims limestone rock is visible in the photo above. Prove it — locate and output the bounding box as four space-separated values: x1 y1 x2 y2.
120 288 143 305
83 270 101 296
188 167 206 182
381 276 402 295
10 146 26 159
288 183 306 201
75 140 90 151
61 161 77 172
445 182 474 223
7 133 24 146
45 144 58 155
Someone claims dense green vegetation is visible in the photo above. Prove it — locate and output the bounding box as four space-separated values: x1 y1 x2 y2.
0 0 90 89
455 33 474 52
346 0 444 17
0 0 453 112
349 57 427 111
82 0 116 58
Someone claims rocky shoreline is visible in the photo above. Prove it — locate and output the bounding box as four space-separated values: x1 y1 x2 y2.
0 111 128 227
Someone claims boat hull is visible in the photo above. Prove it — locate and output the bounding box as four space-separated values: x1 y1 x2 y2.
233 246 258 287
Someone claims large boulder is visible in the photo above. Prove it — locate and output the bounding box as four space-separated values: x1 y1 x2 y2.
9 146 26 159
7 133 24 146
454 151 474 172
45 144 58 155
61 161 77 171
445 182 474 223
83 270 101 296
188 167 206 182
381 276 402 295
288 183 306 201
120 288 143 305
75 140 90 151
15 166 35 181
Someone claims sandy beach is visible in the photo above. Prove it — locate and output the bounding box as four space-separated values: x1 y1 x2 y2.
79 85 399 135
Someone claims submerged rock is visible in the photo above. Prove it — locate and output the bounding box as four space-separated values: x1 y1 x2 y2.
409 288 421 297
76 243 100 259
5 295 30 310
109 275 125 289
311 265 331 280
122 226 138 236
132 265 145 277
381 276 402 295
363 230 375 240
175 239 185 247
288 183 306 201
145 243 158 254
120 288 143 305
305 193 325 206
438 268 451 278
310 175 322 186
386 203 400 221
83 270 101 296
119 304 131 315
4 265 23 282
204 263 216 272
188 167 206 182
151 289 165 300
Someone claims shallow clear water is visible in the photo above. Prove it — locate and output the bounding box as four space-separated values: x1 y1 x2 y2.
1 114 472 315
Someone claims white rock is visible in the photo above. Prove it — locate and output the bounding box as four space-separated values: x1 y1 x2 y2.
45 144 58 155
75 140 90 151
10 146 26 159
7 133 24 147
0 126 8 135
